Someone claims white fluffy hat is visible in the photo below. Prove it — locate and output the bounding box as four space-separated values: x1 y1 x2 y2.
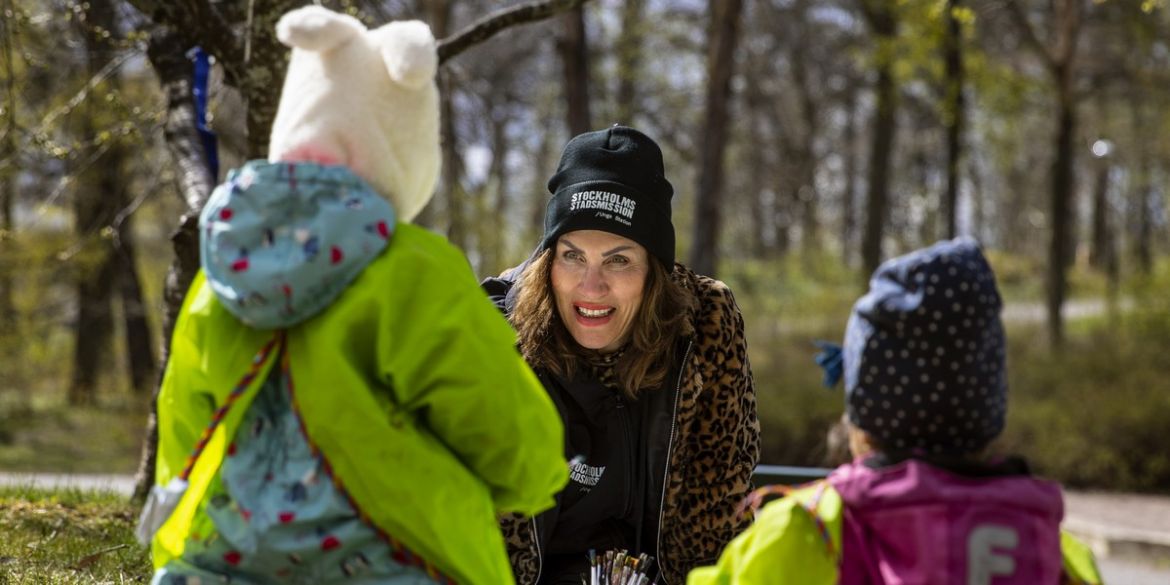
268 6 440 222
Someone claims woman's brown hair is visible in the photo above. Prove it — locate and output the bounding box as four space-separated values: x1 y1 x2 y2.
510 247 696 399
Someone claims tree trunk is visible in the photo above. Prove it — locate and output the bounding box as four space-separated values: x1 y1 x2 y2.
968 155 986 242
528 116 554 247
613 0 644 125
0 8 15 329
483 112 511 274
430 0 466 249
116 216 156 396
70 252 118 406
1003 0 1082 349
841 89 859 267
0 151 12 331
440 78 465 249
761 93 793 257
69 0 124 406
690 0 744 277
860 0 899 280
242 1 301 158
942 0 965 239
1002 164 1029 253
790 4 820 255
131 23 218 502
1046 84 1075 349
743 68 769 257
1131 92 1152 275
1136 178 1152 275
1088 157 1109 270
559 6 592 136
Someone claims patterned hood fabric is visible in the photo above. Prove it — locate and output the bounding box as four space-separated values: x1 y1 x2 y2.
842 237 1007 455
200 161 395 329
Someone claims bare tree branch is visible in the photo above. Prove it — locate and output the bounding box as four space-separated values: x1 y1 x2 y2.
1004 0 1058 72
437 0 590 64
123 0 245 86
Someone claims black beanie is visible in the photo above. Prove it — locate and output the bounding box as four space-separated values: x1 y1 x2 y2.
541 125 675 267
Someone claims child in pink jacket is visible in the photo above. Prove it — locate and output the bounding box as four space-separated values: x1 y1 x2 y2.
688 238 1102 585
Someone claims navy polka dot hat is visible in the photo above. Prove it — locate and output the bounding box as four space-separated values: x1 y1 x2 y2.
840 237 1006 455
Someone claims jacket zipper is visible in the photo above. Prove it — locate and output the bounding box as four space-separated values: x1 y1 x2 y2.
531 515 543 584
656 339 693 585
616 395 635 519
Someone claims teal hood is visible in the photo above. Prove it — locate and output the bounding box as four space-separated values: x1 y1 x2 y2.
199 161 395 329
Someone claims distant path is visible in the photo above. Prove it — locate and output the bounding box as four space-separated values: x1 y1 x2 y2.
1097 557 1170 585
0 472 135 495
778 297 1134 335
1000 297 1134 324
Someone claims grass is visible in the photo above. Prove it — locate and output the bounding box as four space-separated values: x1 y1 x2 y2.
1000 303 1170 492
734 254 1170 494
0 395 145 475
0 486 151 583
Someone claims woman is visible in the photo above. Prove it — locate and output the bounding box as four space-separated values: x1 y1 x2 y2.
482 125 760 585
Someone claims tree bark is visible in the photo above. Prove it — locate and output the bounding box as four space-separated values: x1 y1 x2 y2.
69 251 118 406
790 0 820 255
613 0 645 125
968 155 986 242
942 0 965 239
430 0 466 248
116 215 156 396
483 112 511 274
690 0 744 278
0 2 16 329
841 88 859 267
241 0 301 158
131 23 217 503
761 94 793 257
859 0 899 280
1130 90 1152 275
742 54 769 257
559 5 592 136
1089 154 1110 270
1046 83 1075 348
69 0 125 406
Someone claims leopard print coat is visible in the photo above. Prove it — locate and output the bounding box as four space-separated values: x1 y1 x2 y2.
496 264 761 585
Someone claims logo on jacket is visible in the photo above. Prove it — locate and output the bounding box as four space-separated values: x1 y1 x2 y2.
569 459 606 487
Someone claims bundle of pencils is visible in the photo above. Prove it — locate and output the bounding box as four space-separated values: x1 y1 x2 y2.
584 549 655 585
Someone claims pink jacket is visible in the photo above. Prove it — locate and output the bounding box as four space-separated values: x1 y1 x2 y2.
829 459 1065 585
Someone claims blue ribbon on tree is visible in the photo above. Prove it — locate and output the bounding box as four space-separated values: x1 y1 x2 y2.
813 340 844 389
191 47 219 179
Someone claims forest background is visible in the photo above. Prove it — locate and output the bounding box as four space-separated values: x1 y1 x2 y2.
1 0 1169 499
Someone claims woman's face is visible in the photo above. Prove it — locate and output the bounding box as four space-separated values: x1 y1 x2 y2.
551 230 649 353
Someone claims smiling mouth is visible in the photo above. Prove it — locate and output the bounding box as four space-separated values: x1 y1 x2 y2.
575 305 615 318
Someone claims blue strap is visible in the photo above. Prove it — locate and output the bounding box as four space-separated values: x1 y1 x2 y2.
813 340 844 389
192 47 219 179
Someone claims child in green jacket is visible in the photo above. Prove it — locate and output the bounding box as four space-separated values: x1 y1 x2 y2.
138 7 567 585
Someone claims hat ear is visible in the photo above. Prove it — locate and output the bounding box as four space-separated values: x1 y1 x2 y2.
374 20 438 90
276 5 365 52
